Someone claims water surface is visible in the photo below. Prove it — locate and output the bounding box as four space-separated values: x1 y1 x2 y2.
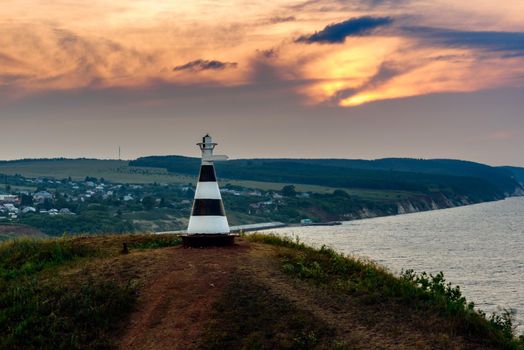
263 197 524 330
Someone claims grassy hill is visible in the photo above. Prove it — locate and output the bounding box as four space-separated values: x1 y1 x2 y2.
131 155 523 202
0 158 424 200
1 233 522 349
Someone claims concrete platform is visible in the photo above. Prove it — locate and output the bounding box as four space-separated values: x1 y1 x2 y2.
181 234 238 247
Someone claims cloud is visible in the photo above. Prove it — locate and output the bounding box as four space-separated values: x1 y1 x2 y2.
296 16 393 44
404 27 524 53
173 59 238 72
330 60 415 104
267 16 296 24
290 0 410 11
256 48 278 59
0 53 27 68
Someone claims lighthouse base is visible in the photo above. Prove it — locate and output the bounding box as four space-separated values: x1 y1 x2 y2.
181 234 237 247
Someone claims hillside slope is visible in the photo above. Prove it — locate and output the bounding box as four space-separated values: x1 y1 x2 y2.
501 166 524 187
1 234 522 349
130 156 523 200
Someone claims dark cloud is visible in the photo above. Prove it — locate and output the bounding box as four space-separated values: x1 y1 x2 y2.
296 16 393 44
256 48 278 59
404 27 524 53
267 16 296 24
290 0 409 11
173 59 238 72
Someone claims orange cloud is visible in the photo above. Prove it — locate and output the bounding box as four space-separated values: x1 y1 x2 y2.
1 0 524 107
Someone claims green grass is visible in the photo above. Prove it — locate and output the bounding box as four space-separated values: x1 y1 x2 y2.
248 233 524 350
0 277 136 350
0 238 98 280
0 234 182 349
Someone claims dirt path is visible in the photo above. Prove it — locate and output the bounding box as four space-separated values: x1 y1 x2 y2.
117 243 247 350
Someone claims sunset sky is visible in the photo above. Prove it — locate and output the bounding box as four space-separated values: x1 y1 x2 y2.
1 0 524 165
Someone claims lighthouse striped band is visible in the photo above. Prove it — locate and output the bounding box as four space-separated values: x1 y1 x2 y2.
191 199 225 216
187 216 229 234
187 163 230 234
198 165 216 181
194 182 221 199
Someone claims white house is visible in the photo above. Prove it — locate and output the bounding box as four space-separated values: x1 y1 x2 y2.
22 207 36 214
0 195 19 204
33 191 53 203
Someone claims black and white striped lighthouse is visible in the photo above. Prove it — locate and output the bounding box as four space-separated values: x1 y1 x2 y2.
186 134 231 242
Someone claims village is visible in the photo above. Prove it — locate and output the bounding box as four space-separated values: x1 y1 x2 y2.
0 173 324 235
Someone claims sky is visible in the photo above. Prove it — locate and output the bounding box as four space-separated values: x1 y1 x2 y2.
1 0 524 166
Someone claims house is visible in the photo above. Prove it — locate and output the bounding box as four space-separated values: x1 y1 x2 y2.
33 191 53 203
22 207 36 214
4 204 18 213
221 188 241 195
246 190 262 197
0 194 19 204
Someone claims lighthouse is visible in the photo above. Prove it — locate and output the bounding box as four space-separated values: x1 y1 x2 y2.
184 134 234 246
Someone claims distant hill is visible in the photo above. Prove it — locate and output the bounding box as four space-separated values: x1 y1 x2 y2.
500 166 524 186
281 158 520 194
130 156 523 202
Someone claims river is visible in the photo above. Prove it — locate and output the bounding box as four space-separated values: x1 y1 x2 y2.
262 197 524 331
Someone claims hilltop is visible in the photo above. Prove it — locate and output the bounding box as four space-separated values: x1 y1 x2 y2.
1 233 522 349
